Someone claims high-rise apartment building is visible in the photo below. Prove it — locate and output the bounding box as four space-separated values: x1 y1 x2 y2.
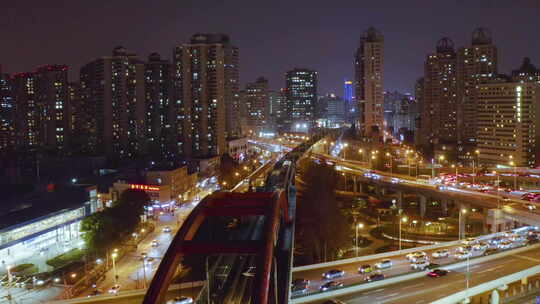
13 72 40 148
34 65 70 153
324 94 346 127
512 57 540 83
457 28 498 144
422 38 458 144
173 34 238 157
284 68 317 132
354 27 384 136
0 66 15 152
80 47 146 158
268 89 285 131
144 53 172 159
477 81 540 167
241 77 269 133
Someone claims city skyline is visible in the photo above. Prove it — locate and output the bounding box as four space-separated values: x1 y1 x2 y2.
1 1 540 95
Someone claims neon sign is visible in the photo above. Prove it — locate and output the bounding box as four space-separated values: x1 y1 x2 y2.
129 184 160 191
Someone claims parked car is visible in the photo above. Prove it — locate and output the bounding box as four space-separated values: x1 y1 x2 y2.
427 269 449 278
365 273 385 282
322 269 345 279
320 281 344 291
374 259 392 269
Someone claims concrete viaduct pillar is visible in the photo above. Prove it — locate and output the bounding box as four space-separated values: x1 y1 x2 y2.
419 195 427 217
459 202 471 239
397 191 403 210
441 200 448 216
490 289 500 304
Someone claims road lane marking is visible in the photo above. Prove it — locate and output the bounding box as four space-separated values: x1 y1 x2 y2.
477 265 505 274
363 288 385 295
515 254 540 263
401 283 425 290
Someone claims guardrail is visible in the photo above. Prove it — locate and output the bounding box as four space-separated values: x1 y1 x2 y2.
49 281 204 303
293 229 516 273
291 242 540 303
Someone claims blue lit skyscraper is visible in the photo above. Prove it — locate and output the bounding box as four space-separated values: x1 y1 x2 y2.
343 79 353 102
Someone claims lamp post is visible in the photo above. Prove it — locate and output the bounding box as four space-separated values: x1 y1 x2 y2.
509 156 517 190
399 211 408 251
493 171 501 208
459 208 467 240
451 164 459 186
386 152 393 175
355 223 364 257
111 252 118 286
358 149 364 162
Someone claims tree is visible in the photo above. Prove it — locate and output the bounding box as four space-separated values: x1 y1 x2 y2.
295 160 350 265
81 189 149 253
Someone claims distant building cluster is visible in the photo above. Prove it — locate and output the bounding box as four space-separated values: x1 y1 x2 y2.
415 28 540 167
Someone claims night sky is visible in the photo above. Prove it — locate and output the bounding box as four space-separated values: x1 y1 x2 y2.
1 0 539 95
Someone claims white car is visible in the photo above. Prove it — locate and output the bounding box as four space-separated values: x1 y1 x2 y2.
108 284 121 294
391 178 400 184
411 260 429 270
498 241 513 249
462 238 476 245
454 252 472 259
432 249 449 258
472 242 488 251
167 297 194 304
374 259 392 269
163 226 172 233
406 251 427 262
151 240 159 247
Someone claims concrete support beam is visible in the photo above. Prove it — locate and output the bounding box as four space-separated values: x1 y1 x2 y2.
419 195 427 217
441 200 448 216
490 289 500 304
396 191 403 210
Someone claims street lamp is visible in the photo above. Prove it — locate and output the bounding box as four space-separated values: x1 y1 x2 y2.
509 156 517 190
399 214 408 251
355 223 364 257
493 170 501 208
111 252 118 285
358 149 364 162
451 164 459 186
459 208 467 240
386 152 393 175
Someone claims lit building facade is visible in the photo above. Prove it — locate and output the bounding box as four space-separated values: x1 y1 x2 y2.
268 89 286 131
512 57 540 83
422 38 458 144
284 68 317 132
242 77 269 133
13 73 40 148
0 67 15 152
144 53 173 159
173 34 238 157
457 28 498 145
34 65 71 153
79 47 146 158
477 82 540 167
355 27 384 136
146 165 197 202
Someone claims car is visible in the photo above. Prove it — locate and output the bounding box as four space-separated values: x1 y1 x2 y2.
163 226 172 233
322 269 345 279
432 249 449 258
391 178 400 184
320 281 344 291
292 278 310 287
226 218 240 229
411 260 429 270
489 237 504 245
483 248 499 256
166 296 194 304
144 257 155 265
365 273 385 282
462 237 476 245
151 240 159 247
358 264 373 273
87 289 102 297
242 266 256 277
427 269 449 278
140 252 148 261
374 259 392 269
472 242 488 251
406 251 427 262
291 284 309 295
454 252 472 259
498 240 513 249
457 245 473 253
322 300 347 304
108 284 121 294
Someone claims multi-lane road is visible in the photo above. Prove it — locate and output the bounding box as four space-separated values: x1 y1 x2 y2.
292 227 534 297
